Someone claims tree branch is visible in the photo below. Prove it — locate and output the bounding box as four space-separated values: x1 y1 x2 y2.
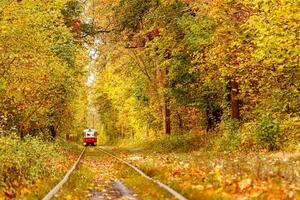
130 49 153 82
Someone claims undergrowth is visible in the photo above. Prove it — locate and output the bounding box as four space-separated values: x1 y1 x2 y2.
145 134 207 153
114 116 300 154
215 117 300 153
0 133 80 199
117 133 213 153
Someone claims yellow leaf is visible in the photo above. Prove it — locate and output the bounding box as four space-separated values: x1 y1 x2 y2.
238 178 252 191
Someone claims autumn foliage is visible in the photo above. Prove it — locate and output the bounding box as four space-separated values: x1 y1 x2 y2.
0 0 299 199
90 0 299 152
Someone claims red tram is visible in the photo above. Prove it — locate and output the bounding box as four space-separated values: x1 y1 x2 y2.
83 128 97 146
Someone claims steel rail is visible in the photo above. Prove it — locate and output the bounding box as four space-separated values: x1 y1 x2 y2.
42 148 86 200
97 147 187 200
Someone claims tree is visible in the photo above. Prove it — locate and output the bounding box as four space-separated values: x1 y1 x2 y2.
0 0 88 138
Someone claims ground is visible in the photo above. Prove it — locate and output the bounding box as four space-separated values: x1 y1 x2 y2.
54 147 174 200
50 146 300 200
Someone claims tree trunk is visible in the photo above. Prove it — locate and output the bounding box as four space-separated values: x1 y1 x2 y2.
230 80 240 119
144 124 149 139
131 129 134 139
19 124 25 139
49 125 56 139
121 124 124 138
206 110 211 132
66 133 70 141
157 67 171 135
162 99 171 135
177 112 183 130
19 122 28 139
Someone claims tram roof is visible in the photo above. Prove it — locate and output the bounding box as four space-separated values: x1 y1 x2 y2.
83 128 96 132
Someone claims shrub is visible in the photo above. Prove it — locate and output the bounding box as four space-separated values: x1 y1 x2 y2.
216 119 241 152
280 117 300 151
0 134 64 197
146 133 204 153
255 116 282 151
238 122 257 152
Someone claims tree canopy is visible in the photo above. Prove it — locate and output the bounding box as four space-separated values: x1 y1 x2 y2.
0 0 89 138
87 0 299 149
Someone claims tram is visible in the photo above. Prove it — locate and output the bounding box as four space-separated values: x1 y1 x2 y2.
83 128 97 146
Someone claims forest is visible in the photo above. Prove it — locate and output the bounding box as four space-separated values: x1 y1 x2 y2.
0 0 299 199
91 0 300 151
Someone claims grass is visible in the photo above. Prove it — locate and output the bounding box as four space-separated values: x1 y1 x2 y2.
55 147 181 200
102 145 300 200
53 164 95 200
14 139 299 200
116 132 213 154
0 136 83 199
112 158 175 200
105 130 300 199
18 177 62 200
53 149 99 200
100 146 229 200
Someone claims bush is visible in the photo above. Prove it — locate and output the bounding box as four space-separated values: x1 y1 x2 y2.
238 122 257 152
255 116 282 151
280 117 300 151
0 134 64 197
216 119 241 152
145 133 204 153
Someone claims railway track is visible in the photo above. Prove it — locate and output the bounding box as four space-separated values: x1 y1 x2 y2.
42 146 187 200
